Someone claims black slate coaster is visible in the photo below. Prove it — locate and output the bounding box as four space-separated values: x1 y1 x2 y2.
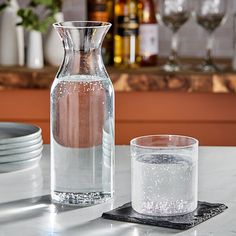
102 201 227 230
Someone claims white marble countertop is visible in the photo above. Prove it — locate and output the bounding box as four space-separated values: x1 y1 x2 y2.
0 145 236 235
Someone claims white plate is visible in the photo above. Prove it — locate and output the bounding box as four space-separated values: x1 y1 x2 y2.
0 122 41 144
0 147 43 163
0 140 43 156
0 135 42 150
0 155 42 173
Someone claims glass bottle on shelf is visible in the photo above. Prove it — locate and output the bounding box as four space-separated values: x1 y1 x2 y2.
138 0 158 66
51 22 115 206
114 0 140 67
87 0 114 65
87 0 108 21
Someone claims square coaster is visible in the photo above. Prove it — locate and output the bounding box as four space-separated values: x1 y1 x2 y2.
102 201 227 230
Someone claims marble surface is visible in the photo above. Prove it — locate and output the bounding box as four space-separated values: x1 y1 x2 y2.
0 145 236 235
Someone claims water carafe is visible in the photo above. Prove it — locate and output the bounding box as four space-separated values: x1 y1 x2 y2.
50 21 114 205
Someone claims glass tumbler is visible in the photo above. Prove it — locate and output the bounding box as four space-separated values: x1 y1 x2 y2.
50 22 115 206
131 135 198 216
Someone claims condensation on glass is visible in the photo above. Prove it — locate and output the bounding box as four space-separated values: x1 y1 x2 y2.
131 135 198 216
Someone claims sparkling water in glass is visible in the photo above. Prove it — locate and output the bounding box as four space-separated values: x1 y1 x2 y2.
131 135 198 216
51 22 114 206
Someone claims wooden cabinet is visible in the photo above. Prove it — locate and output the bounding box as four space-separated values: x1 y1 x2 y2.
1 89 236 146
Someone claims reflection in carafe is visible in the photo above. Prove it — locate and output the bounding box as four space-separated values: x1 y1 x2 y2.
53 77 106 148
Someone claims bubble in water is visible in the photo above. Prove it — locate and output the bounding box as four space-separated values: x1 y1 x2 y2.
51 75 114 205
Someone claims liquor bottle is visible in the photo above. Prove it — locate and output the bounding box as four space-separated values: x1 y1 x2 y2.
114 0 140 67
87 0 107 21
138 0 158 66
87 0 114 65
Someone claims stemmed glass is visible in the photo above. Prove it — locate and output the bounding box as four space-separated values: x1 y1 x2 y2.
195 0 227 72
158 0 191 72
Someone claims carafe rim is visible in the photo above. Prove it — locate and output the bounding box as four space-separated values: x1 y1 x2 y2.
53 21 112 29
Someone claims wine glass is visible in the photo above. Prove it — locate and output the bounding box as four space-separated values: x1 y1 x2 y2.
195 0 227 72
159 0 191 72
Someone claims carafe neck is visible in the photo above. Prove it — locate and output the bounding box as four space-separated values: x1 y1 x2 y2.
54 21 111 78
58 48 106 77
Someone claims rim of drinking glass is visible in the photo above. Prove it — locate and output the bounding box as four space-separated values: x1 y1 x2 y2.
130 134 199 149
53 21 112 29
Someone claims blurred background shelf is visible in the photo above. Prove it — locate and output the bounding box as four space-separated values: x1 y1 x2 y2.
1 63 236 146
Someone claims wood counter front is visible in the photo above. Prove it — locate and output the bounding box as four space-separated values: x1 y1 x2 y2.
0 89 236 146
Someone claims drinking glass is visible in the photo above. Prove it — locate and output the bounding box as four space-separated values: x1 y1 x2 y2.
130 135 198 216
159 0 191 72
195 0 227 72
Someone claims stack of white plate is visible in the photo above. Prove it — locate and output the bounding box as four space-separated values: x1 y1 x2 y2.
0 122 43 172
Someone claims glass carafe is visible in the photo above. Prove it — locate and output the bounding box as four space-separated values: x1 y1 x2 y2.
50 21 114 206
